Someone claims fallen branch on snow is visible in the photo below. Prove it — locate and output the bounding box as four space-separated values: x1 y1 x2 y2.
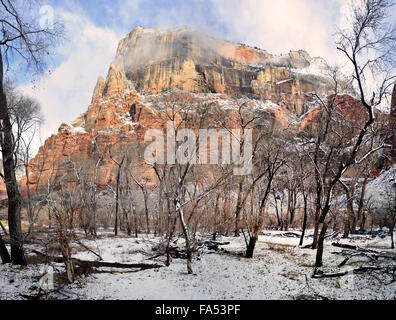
74 239 103 261
332 242 396 261
312 265 396 279
312 269 349 278
31 250 163 271
152 239 230 260
336 252 378 267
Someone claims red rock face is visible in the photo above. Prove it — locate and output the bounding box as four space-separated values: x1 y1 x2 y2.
392 84 396 112
0 181 6 200
385 84 396 166
18 26 391 194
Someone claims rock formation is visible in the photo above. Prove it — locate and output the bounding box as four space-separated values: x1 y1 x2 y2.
17 26 386 195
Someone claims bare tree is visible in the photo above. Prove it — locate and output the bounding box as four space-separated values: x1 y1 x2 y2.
311 0 395 272
0 84 44 262
110 147 126 236
150 91 231 273
47 189 76 284
119 166 138 237
7 85 43 233
0 0 62 264
127 165 150 234
245 129 287 258
292 145 312 246
87 136 105 236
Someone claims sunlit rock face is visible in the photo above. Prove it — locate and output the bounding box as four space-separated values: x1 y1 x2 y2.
18 25 376 195
107 26 334 117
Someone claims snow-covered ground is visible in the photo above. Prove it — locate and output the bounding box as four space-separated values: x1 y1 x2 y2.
366 164 396 208
1 229 395 300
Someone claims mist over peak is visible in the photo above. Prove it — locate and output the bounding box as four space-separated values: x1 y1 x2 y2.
108 25 339 100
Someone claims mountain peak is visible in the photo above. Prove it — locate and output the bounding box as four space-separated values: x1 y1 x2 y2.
109 25 334 100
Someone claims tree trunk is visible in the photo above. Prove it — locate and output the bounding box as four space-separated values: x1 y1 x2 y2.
175 199 193 274
143 188 150 234
213 193 220 236
0 232 11 263
274 196 282 230
245 202 267 258
157 182 163 236
360 213 366 230
343 214 350 238
69 209 74 230
48 207 51 230
25 163 33 234
245 174 276 258
234 180 244 237
350 215 357 235
357 176 368 229
312 169 321 249
315 222 328 268
288 190 296 228
165 198 174 266
114 169 120 236
299 194 308 246
0 53 26 265
133 205 138 238
124 209 131 236
91 158 101 237
312 218 320 249
246 235 257 258
342 183 355 238
59 233 74 283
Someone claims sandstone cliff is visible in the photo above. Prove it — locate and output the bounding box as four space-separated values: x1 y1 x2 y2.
18 26 382 195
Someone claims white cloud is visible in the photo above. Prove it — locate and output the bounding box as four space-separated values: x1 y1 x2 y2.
209 0 343 64
18 0 391 155
19 10 121 150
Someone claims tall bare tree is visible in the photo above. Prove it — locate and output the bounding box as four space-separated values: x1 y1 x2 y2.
6 84 43 234
110 148 126 236
245 129 287 258
0 0 62 264
150 91 231 273
312 0 395 271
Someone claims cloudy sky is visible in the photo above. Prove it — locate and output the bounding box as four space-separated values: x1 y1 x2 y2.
15 0 394 150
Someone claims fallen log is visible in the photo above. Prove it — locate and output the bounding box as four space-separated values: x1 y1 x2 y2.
281 232 301 238
332 242 360 251
332 242 396 260
20 288 68 300
312 270 349 278
353 266 384 273
337 252 378 267
312 265 396 279
74 239 103 261
152 239 230 260
31 250 163 271
325 231 339 240
201 240 230 251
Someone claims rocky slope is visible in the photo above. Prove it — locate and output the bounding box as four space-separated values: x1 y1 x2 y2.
18 26 385 194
